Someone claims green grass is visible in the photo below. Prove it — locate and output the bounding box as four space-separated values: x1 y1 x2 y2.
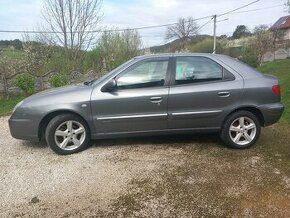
1 47 25 59
258 59 290 124
0 95 26 116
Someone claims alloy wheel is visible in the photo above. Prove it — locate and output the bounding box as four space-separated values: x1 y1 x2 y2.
54 120 86 150
229 117 257 146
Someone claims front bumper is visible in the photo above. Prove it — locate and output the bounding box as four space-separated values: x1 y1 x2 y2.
9 117 39 141
257 103 284 126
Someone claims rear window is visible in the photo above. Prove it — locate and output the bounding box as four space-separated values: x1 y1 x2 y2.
215 55 263 78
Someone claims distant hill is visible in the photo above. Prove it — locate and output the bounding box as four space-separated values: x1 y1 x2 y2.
149 34 212 53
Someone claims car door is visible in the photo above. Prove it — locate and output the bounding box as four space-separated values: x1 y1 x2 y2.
168 56 244 129
91 57 172 134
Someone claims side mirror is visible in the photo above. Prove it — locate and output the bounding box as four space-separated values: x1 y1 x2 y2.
101 79 117 92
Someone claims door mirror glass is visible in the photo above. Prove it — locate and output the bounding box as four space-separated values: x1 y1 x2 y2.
101 79 117 92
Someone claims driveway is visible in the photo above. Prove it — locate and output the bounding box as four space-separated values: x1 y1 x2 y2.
1 116 290 217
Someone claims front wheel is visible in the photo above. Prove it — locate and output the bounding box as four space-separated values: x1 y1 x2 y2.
45 114 91 155
220 111 261 149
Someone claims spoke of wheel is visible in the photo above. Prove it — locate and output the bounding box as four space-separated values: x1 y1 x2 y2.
246 123 255 130
55 130 67 136
67 121 73 132
244 132 252 142
60 138 69 148
239 117 245 127
230 126 240 132
72 137 80 147
234 133 243 143
74 127 85 135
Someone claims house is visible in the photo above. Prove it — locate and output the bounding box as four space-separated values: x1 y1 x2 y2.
261 15 290 62
271 15 290 41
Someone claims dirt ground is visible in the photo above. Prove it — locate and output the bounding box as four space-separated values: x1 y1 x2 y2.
1 116 290 217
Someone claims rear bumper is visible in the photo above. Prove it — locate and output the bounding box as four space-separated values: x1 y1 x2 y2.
257 103 284 126
9 118 39 141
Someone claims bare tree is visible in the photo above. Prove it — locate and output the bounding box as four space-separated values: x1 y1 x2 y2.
271 28 286 49
286 0 290 13
252 25 274 65
166 17 199 50
0 51 26 99
23 34 55 90
41 0 103 59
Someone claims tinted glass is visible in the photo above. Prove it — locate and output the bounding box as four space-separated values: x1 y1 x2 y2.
117 60 168 89
175 57 223 84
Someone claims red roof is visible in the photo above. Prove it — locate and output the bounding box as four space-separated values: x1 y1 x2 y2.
271 15 290 30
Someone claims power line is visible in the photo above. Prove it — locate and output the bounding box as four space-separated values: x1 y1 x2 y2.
0 0 283 35
217 0 260 17
120 15 214 31
226 4 285 15
213 0 260 53
0 15 214 34
141 18 213 38
196 17 214 32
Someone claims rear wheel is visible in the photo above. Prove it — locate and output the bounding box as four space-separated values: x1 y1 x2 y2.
45 114 90 155
220 111 261 149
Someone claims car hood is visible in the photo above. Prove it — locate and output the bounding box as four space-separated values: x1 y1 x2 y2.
22 84 93 107
27 84 85 98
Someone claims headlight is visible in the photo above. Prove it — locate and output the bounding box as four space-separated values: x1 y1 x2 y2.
13 100 24 113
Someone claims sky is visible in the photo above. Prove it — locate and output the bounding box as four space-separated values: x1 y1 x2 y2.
0 0 289 47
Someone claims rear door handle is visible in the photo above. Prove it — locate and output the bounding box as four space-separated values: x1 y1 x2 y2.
150 97 163 104
218 91 230 97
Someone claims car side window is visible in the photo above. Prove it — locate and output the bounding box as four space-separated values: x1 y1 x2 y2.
116 60 169 89
175 57 223 85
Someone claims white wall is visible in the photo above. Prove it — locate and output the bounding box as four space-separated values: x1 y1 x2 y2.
283 29 290 40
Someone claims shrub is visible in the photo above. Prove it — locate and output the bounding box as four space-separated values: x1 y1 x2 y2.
190 38 223 54
15 73 36 94
239 47 258 68
84 48 103 72
49 73 68 87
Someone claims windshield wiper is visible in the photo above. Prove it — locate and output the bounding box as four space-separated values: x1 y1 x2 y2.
84 79 97 86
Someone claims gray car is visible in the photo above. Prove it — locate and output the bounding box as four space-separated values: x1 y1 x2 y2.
9 53 284 155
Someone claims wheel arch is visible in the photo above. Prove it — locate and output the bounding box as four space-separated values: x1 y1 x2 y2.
222 106 265 128
38 110 91 141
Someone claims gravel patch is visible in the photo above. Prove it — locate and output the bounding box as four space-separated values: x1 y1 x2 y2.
1 116 290 217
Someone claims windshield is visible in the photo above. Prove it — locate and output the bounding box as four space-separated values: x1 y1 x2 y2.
91 58 137 85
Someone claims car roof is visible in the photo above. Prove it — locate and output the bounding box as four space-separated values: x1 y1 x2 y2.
134 53 219 59
134 52 241 62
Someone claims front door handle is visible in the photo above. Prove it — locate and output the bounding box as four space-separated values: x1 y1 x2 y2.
150 97 163 104
218 91 230 97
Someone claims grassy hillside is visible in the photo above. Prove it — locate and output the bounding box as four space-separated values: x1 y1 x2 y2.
0 47 25 59
149 35 211 53
258 59 290 124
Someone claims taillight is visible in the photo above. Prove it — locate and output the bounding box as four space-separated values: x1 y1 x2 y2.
272 85 281 96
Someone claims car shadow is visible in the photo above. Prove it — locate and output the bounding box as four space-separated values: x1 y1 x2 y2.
92 132 223 149
19 140 48 149
18 133 224 151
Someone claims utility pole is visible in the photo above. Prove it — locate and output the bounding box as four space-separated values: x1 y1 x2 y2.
213 14 217 54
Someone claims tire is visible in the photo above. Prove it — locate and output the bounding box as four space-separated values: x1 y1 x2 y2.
45 114 90 155
220 110 261 149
